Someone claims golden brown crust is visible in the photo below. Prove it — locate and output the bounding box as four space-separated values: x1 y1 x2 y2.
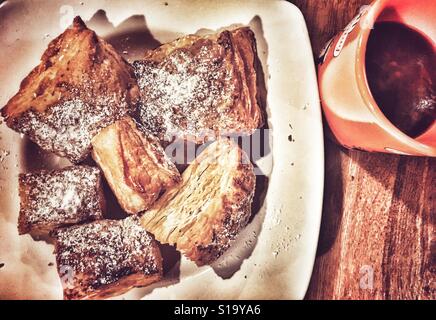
53 217 163 300
140 139 255 265
17 166 105 237
1 16 139 163
91 116 181 214
133 27 264 143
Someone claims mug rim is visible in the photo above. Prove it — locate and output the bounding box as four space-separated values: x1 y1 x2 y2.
354 0 436 153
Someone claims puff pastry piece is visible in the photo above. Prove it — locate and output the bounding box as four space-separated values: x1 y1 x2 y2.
1 16 139 163
18 165 105 237
140 139 255 265
52 216 162 300
133 27 264 143
91 116 181 214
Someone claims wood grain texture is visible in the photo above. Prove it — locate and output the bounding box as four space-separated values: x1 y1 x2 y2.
288 0 435 300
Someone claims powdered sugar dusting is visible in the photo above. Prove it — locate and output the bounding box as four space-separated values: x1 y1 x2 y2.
19 166 104 234
133 38 236 142
54 217 160 295
14 97 131 163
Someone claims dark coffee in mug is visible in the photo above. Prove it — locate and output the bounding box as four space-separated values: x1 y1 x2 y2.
365 22 436 138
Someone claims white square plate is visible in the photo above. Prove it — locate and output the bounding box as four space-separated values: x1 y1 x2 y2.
0 0 324 299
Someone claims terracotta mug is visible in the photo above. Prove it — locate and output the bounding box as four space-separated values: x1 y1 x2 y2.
318 0 436 156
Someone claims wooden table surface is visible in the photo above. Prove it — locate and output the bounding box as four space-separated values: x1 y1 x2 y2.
288 0 435 300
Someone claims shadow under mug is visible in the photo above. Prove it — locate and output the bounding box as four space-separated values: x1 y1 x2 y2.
318 0 436 156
